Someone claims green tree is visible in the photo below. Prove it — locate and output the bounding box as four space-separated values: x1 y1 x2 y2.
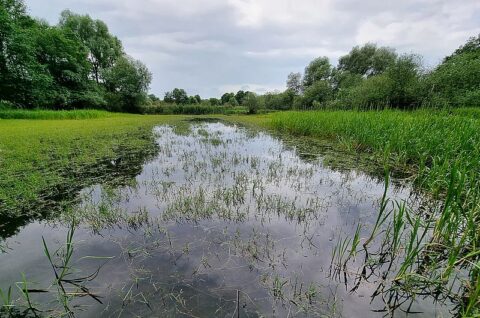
221 92 235 105
243 92 259 114
338 43 397 77
286 72 303 94
303 57 332 88
164 91 174 103
235 90 246 104
59 10 123 84
385 54 423 108
35 23 96 108
302 80 333 108
227 95 239 106
188 95 199 104
103 55 152 112
208 97 220 106
0 0 49 107
171 88 188 104
427 37 480 107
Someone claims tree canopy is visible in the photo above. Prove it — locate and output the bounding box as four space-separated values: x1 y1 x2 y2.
0 0 151 112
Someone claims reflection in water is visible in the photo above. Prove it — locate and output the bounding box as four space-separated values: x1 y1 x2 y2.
0 122 449 317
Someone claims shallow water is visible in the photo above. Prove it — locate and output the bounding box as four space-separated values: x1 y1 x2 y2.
0 121 450 317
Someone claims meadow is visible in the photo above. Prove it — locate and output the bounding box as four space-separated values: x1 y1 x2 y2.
0 109 479 317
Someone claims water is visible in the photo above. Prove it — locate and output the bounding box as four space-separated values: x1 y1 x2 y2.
0 121 450 317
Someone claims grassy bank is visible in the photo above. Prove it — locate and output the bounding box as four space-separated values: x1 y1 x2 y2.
263 110 479 316
0 109 112 120
0 114 187 226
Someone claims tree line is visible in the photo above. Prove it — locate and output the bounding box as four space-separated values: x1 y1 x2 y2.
257 37 480 111
2 0 478 113
149 36 479 114
0 0 152 112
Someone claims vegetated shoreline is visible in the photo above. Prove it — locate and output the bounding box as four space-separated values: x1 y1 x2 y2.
0 109 479 315
240 110 480 316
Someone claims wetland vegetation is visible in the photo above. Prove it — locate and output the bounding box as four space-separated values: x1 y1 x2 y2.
1 0 479 317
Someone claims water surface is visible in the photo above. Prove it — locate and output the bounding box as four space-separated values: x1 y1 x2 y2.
0 121 449 317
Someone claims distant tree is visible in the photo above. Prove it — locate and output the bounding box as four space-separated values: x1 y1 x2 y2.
194 94 202 104
235 90 246 104
171 88 188 104
59 10 123 83
221 92 235 105
188 95 199 104
103 55 152 112
38 25 97 108
148 94 160 102
208 97 220 106
303 57 332 88
338 43 397 77
163 91 173 103
243 92 259 114
302 80 333 108
385 54 423 108
227 95 239 106
286 72 303 94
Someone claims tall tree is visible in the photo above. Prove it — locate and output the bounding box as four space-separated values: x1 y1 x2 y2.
103 55 152 112
303 57 332 88
286 72 303 94
221 92 235 105
171 88 188 104
59 10 123 83
338 43 397 77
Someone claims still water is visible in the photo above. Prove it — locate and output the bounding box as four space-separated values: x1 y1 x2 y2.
0 121 449 317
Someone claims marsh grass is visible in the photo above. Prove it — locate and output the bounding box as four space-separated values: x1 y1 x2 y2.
0 109 112 120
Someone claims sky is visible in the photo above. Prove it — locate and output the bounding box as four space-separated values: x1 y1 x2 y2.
25 0 480 98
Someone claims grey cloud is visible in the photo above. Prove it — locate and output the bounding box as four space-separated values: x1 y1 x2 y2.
26 0 480 98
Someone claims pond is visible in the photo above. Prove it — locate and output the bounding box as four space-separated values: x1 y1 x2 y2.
0 120 451 317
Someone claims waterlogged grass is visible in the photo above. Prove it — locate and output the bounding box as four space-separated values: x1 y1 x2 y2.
265 110 480 316
0 109 112 120
0 114 187 220
1 110 479 316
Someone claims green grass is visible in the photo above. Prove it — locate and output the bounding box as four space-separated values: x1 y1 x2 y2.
0 113 187 220
0 109 112 120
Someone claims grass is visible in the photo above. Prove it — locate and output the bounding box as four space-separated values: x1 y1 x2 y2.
0 113 188 223
0 109 112 120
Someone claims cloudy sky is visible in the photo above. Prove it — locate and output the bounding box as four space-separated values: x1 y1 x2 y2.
25 0 480 98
